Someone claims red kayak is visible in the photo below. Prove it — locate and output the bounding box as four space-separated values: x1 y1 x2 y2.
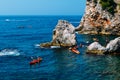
69 47 80 54
29 57 42 65
71 49 80 54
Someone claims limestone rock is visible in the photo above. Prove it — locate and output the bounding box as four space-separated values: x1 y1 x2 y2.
40 20 76 48
87 37 120 54
106 37 120 52
52 20 76 46
76 0 120 35
88 42 106 51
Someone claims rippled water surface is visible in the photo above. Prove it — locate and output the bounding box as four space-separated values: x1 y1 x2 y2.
0 16 119 80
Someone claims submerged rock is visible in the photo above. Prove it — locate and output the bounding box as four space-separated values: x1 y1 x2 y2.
40 20 76 48
86 50 105 55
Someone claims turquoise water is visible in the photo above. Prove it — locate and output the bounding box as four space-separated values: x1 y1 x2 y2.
0 16 119 80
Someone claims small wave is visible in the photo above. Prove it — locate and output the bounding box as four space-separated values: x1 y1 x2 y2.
35 44 40 47
5 19 27 22
5 19 10 22
50 46 61 49
0 49 20 56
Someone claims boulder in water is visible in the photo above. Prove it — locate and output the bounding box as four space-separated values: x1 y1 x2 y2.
87 37 120 55
87 42 106 55
52 20 76 46
88 42 106 51
106 37 120 52
40 20 76 48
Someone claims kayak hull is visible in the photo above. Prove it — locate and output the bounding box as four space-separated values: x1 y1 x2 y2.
70 48 80 54
29 58 42 65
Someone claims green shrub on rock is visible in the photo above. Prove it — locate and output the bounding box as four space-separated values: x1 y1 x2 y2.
93 0 97 3
99 0 117 15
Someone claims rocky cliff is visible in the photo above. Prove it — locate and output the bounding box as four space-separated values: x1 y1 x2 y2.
76 0 120 35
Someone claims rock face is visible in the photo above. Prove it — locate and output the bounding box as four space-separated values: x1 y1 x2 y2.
114 0 120 15
87 37 120 54
52 20 76 46
76 0 120 35
88 42 106 51
40 20 76 48
106 37 120 52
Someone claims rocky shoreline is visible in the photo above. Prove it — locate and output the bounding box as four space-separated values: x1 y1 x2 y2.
40 0 120 55
87 37 120 55
40 42 72 48
76 0 120 35
40 20 120 55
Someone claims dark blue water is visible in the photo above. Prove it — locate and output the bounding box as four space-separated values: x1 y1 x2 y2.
0 16 120 80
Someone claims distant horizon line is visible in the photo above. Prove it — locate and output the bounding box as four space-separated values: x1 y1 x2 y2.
0 14 83 16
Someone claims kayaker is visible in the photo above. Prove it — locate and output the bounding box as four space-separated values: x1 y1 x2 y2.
29 57 42 65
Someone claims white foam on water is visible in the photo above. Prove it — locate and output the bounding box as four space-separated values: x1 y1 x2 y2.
51 46 61 49
0 49 20 56
35 44 40 47
5 19 27 22
5 19 10 22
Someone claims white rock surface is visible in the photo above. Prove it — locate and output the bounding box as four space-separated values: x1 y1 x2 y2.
52 20 76 46
88 42 106 50
87 37 120 54
106 37 120 52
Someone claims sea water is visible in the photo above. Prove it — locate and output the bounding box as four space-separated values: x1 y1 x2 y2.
0 15 119 80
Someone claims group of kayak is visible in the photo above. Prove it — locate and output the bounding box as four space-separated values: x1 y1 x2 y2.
29 45 81 65
30 38 106 65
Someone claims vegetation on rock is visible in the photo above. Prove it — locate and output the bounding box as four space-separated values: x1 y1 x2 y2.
99 0 117 15
93 0 97 3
